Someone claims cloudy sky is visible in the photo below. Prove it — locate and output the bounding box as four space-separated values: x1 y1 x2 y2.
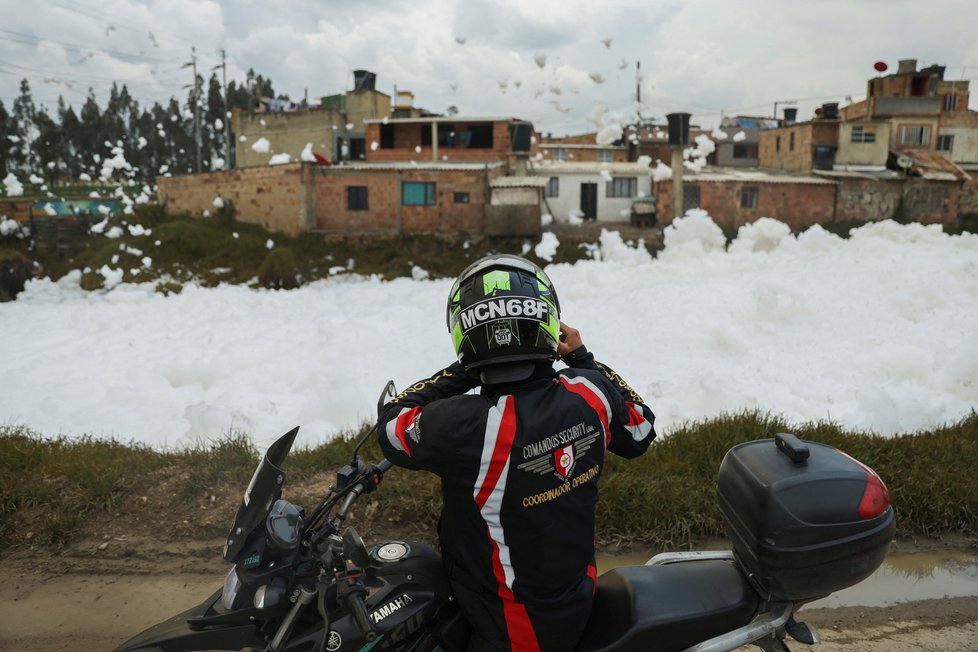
2 0 977 135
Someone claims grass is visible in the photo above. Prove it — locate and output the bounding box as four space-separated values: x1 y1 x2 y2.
2 411 976 549
5 203 598 298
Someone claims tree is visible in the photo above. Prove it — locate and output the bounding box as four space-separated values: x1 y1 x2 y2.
11 79 36 172
32 107 61 182
77 89 103 178
0 100 12 178
58 98 82 179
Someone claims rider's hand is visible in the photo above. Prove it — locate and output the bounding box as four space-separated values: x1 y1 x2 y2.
557 321 584 359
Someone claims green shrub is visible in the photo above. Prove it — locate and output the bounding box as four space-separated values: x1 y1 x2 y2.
0 248 33 302
258 247 299 289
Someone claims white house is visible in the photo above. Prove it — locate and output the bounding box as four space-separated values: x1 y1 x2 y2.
530 161 653 223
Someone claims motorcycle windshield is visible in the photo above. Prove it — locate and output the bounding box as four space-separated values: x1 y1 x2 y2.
222 426 299 561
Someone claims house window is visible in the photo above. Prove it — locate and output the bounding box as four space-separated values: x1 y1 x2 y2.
732 144 758 159
899 125 930 146
379 123 394 149
740 186 758 209
545 176 559 198
944 95 958 111
597 149 614 162
453 191 470 203
438 124 455 147
606 177 637 198
347 186 368 211
789 132 795 150
851 125 877 144
465 124 493 149
775 136 781 152
937 134 954 152
551 147 569 161
402 181 436 206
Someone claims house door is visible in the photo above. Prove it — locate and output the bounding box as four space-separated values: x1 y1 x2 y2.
580 183 598 221
683 184 701 213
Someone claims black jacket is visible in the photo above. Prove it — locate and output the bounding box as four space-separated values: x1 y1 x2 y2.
377 348 656 651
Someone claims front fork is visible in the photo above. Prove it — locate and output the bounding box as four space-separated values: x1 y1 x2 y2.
265 585 318 652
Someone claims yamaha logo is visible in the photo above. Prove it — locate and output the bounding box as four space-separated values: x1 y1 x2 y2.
457 298 549 333
325 630 342 651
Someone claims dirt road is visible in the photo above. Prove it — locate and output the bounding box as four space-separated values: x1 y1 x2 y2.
2 536 976 651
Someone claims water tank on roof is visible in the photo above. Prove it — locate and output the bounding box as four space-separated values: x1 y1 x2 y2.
783 107 798 123
510 122 534 152
897 59 917 74
666 112 692 146
821 102 839 119
353 70 376 91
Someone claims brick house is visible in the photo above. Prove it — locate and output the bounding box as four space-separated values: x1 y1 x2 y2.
653 169 837 231
233 70 392 169
537 133 628 163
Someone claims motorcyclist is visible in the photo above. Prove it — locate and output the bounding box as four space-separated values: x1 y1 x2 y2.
378 253 656 651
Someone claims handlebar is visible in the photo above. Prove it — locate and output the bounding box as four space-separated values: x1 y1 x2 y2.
345 589 377 642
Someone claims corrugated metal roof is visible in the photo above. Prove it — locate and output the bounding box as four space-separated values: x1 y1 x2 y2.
362 117 525 124
900 149 971 181
814 169 905 181
539 143 627 150
684 167 836 185
326 161 506 171
531 161 652 174
490 176 549 188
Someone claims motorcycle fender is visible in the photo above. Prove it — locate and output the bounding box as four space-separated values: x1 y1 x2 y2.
113 589 257 652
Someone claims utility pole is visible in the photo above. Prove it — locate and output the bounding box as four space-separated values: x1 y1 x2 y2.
635 60 642 122
213 49 231 169
188 47 202 174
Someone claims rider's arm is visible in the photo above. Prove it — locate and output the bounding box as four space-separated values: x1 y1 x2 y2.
377 361 480 471
560 324 656 458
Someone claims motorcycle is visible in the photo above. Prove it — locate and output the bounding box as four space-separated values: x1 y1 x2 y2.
116 383 896 652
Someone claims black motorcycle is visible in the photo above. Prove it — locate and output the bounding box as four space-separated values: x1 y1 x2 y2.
116 384 895 652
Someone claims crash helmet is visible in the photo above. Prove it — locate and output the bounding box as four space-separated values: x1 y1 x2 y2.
446 254 561 384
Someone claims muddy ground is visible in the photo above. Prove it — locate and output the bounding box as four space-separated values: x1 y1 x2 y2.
2 465 976 650
2 532 976 651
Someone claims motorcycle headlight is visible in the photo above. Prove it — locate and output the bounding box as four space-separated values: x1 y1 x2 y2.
222 566 241 610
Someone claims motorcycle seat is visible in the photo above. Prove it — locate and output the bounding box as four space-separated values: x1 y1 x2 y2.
576 560 759 652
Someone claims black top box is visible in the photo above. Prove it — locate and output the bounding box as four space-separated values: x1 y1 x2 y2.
717 434 895 602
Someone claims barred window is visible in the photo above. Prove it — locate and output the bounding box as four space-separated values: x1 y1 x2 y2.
740 186 758 209
899 125 930 146
937 134 954 152
347 186 368 211
851 126 877 144
944 95 958 111
606 176 637 198
545 176 559 198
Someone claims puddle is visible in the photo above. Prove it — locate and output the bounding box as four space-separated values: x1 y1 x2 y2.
596 549 978 608
809 549 978 608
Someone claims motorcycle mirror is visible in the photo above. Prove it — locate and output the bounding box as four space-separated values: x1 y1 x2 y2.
351 380 398 466
377 380 396 415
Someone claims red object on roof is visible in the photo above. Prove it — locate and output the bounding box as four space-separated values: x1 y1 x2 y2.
873 61 888 72
312 152 331 166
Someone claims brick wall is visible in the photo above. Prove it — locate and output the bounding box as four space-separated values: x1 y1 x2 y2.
960 177 978 215
314 167 500 234
835 178 903 222
364 121 515 163
653 179 837 231
233 109 341 169
157 164 313 236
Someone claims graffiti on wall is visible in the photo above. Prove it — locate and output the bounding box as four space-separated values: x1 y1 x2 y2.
904 185 947 216
839 189 900 221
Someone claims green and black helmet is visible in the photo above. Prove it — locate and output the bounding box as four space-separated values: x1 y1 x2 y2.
446 254 561 384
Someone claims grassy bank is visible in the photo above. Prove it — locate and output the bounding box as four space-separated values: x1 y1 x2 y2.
2 410 975 550
2 204 614 299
